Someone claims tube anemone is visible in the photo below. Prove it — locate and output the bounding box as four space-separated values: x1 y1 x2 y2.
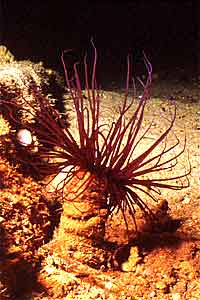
0 45 190 268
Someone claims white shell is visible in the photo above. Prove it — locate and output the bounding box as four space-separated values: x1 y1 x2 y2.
16 129 33 146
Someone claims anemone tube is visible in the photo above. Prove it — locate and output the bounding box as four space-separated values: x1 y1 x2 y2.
0 46 190 268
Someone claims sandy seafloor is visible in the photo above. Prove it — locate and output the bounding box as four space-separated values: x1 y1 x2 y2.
0 75 200 300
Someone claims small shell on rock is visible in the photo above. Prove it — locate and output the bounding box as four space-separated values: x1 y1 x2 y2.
16 128 33 146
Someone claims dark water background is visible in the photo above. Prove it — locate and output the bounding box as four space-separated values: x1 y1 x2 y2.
0 1 197 89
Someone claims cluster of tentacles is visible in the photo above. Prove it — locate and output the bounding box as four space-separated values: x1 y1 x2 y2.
0 45 190 234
